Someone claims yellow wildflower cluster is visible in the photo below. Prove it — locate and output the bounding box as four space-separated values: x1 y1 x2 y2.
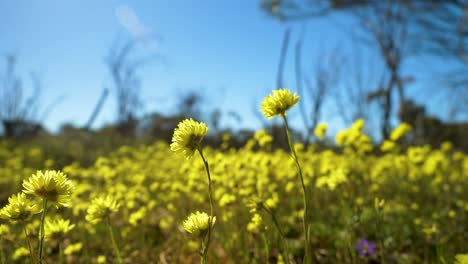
0 117 466 262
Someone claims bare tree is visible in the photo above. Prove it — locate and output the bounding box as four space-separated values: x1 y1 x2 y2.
413 0 468 119
83 88 109 130
0 55 42 138
334 44 383 130
296 39 344 144
349 1 418 138
260 0 365 21
106 39 147 134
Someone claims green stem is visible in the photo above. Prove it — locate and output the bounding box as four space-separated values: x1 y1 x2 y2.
0 239 5 264
201 239 208 264
22 220 35 264
282 116 310 263
58 243 63 264
197 147 215 263
269 210 290 264
261 233 270 263
38 199 48 264
106 218 123 264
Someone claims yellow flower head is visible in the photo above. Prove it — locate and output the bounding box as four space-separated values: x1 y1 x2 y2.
12 247 30 261
22 170 74 207
254 130 273 147
86 195 120 224
182 211 215 237
455 254 468 264
380 140 396 152
170 118 209 159
45 217 75 240
390 122 412 141
314 123 328 139
0 193 41 221
0 224 11 237
246 213 263 233
64 242 83 256
261 89 299 119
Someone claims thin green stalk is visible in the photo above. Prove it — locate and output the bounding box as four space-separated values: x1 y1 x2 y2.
58 243 63 264
268 210 290 264
261 233 270 263
106 218 123 264
282 116 310 263
0 239 5 264
197 147 215 263
22 220 35 264
200 239 208 264
38 199 48 264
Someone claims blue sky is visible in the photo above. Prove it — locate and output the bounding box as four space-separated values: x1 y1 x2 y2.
0 1 459 137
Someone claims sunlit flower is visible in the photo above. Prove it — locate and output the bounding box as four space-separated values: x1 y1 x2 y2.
246 213 263 233
254 130 273 147
12 247 30 261
261 89 299 119
45 217 75 240
455 254 468 264
64 242 83 255
182 211 215 237
0 224 10 237
0 193 41 221
380 140 396 152
170 118 209 159
390 122 412 141
22 170 74 207
97 255 106 264
314 123 328 139
86 195 120 224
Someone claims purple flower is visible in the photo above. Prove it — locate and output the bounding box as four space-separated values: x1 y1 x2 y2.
354 238 376 256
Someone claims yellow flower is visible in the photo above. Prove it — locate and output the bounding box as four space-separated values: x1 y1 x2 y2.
260 89 299 119
97 255 106 264
182 211 215 237
0 193 41 221
12 247 30 261
254 130 273 147
170 118 209 159
86 195 120 224
380 140 396 152
0 224 10 237
246 213 263 233
314 123 328 139
45 217 75 240
22 170 74 207
374 198 385 210
390 122 412 141
64 242 82 255
455 254 468 264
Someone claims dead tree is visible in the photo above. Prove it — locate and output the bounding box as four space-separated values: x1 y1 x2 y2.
0 55 43 138
351 1 415 138
83 88 109 130
106 39 146 135
295 38 344 144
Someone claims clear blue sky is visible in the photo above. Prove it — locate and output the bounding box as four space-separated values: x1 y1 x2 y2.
0 1 458 137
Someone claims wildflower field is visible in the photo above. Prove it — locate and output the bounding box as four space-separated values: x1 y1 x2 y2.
0 90 467 264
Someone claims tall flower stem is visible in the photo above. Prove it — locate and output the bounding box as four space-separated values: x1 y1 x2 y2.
261 233 270 263
22 220 35 264
197 147 214 263
38 199 48 264
58 243 63 264
265 207 290 264
282 116 310 263
106 218 123 264
0 240 4 264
